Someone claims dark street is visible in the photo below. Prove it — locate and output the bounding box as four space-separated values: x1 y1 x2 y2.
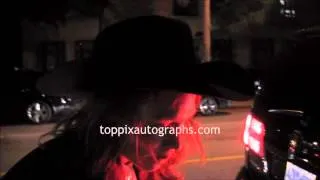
0 102 251 179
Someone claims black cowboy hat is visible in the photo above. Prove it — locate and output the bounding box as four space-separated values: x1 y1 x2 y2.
37 15 254 100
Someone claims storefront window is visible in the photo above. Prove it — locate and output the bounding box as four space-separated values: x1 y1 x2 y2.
172 0 199 16
37 41 66 72
75 40 93 61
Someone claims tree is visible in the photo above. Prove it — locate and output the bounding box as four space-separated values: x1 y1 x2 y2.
211 0 265 28
213 0 320 33
264 0 320 30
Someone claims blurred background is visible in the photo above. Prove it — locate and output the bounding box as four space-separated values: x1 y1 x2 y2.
3 0 316 179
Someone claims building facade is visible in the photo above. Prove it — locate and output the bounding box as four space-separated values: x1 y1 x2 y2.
22 16 99 72
22 0 279 72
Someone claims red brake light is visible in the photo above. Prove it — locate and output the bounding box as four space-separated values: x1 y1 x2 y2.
243 113 265 157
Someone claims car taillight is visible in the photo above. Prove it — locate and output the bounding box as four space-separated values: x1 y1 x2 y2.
243 113 265 157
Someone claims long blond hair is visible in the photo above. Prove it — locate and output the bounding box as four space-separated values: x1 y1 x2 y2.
44 89 205 179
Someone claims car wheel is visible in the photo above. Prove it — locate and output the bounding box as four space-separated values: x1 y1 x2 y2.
199 97 218 116
26 101 53 124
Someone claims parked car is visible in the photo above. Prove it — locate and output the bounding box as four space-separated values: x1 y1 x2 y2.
198 96 232 115
241 32 320 180
4 68 84 124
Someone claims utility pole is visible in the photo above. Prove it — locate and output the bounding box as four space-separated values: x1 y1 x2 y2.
203 0 211 62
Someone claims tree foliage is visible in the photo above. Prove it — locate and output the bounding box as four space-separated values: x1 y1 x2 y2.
212 0 265 28
214 0 320 31
264 0 320 30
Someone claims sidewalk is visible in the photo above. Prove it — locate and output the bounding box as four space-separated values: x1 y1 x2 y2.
0 124 54 138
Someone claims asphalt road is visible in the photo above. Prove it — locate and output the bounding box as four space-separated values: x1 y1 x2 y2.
0 101 252 179
180 108 250 180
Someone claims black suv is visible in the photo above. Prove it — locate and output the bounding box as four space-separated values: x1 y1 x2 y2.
241 29 320 180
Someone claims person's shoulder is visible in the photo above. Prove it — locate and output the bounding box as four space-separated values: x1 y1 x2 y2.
42 131 83 149
2 131 86 180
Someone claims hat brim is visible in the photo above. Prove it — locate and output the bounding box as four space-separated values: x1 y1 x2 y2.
36 61 254 101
